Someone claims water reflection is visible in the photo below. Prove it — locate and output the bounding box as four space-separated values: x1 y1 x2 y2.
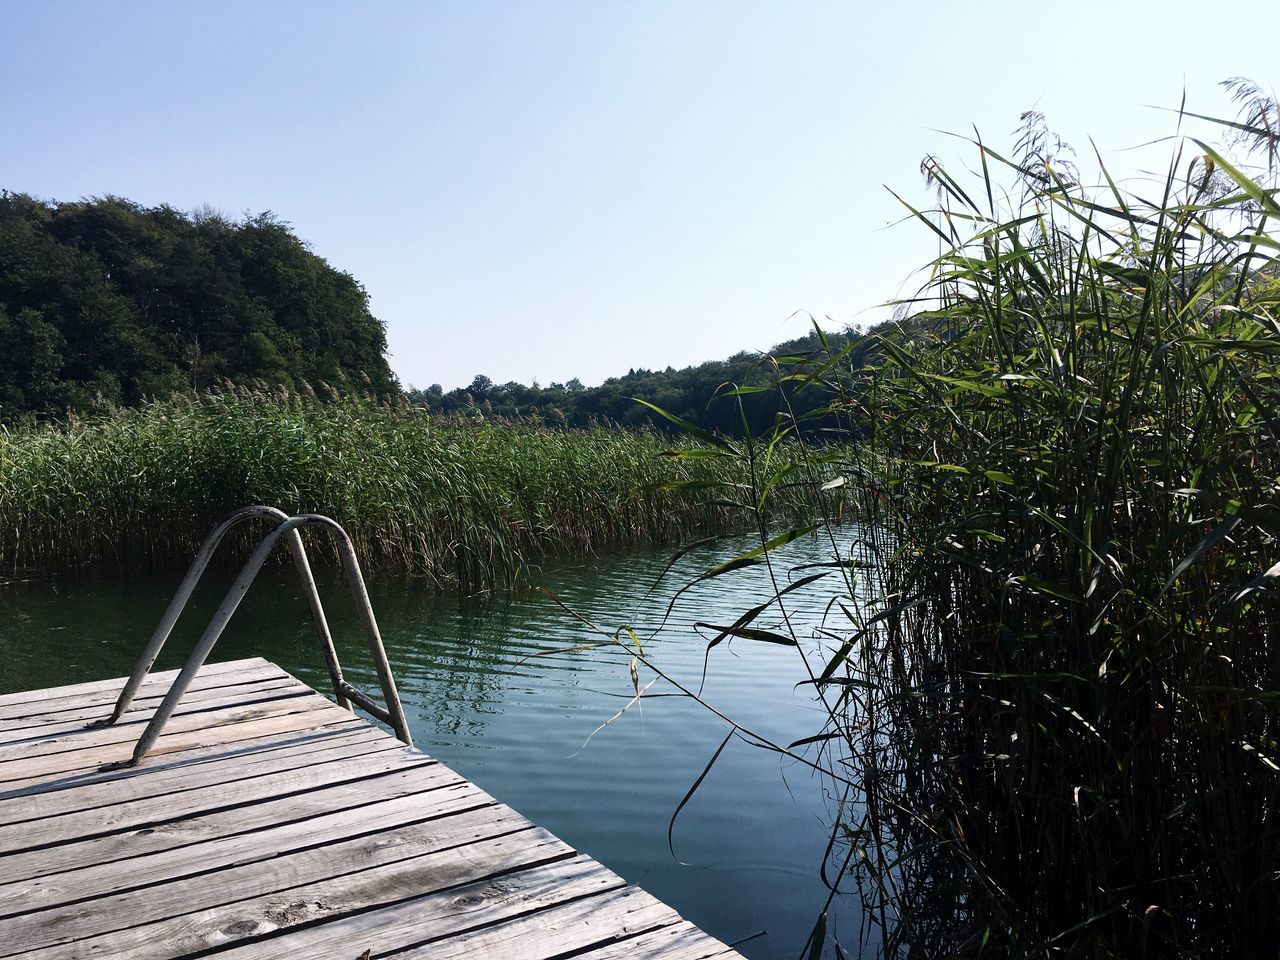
0 534 855 959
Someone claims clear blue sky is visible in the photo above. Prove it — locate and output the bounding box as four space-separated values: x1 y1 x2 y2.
3 1 1276 389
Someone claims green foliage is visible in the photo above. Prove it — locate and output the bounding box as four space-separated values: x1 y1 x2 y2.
406 326 884 437
0 390 739 589
0 306 64 411
0 193 397 419
635 91 1280 958
835 115 1280 953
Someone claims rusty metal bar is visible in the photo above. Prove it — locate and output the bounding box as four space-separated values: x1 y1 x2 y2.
337 679 393 726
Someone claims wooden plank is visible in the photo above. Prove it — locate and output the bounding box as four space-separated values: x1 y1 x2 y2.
0 689 332 767
0 678 311 746
0 717 370 798
0 658 275 712
571 921 743 959
580 922 744 959
1 662 746 960
0 698 353 783
1 761 457 884
1 753 448 872
13 836 577 959
0 662 290 727
0 670 302 736
0 804 542 956
325 885 680 960
389 888 684 960
2 791 518 917
0 724 393 827
165 855 624 960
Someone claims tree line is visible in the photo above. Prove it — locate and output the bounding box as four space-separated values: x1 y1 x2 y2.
0 190 886 435
406 326 882 435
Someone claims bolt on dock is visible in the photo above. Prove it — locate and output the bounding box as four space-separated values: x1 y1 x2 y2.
0 657 744 959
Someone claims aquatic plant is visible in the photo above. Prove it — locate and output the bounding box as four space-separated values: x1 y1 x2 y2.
0 390 738 589
632 90 1280 957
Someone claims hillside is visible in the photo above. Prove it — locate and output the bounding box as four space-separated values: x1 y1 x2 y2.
0 189 885 435
0 193 397 418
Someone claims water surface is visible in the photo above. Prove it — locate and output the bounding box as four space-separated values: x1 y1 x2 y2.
0 535 858 958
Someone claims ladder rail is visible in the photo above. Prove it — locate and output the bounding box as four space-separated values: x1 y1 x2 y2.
99 506 350 724
98 508 412 769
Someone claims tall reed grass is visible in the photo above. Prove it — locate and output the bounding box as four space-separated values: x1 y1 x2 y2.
0 389 736 588
838 108 1280 955
638 93 1280 957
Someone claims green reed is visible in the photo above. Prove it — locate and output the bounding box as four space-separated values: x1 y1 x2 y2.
0 389 736 589
837 112 1280 955
642 94 1280 958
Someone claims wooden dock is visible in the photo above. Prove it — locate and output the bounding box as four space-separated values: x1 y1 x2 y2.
0 657 743 959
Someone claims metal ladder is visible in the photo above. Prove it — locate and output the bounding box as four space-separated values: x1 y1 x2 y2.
96 505 413 768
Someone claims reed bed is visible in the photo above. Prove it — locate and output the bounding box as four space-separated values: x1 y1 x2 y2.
0 390 736 588
838 133 1280 955
838 111 1280 956
647 98 1280 957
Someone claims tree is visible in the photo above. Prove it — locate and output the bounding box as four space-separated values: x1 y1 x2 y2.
0 193 399 418
0 306 63 414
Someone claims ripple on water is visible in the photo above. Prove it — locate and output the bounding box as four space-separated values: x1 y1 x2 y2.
0 532 866 960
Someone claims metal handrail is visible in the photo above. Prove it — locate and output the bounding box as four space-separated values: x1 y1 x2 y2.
97 507 413 768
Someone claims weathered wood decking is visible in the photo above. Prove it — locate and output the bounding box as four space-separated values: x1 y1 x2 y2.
0 657 743 959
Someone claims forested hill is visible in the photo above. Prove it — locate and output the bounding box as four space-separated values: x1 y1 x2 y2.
0 190 878 435
0 193 397 417
406 326 878 434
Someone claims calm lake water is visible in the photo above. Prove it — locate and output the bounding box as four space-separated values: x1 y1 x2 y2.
0 534 859 958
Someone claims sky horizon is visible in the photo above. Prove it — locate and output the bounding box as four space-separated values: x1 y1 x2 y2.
4 1 1278 390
